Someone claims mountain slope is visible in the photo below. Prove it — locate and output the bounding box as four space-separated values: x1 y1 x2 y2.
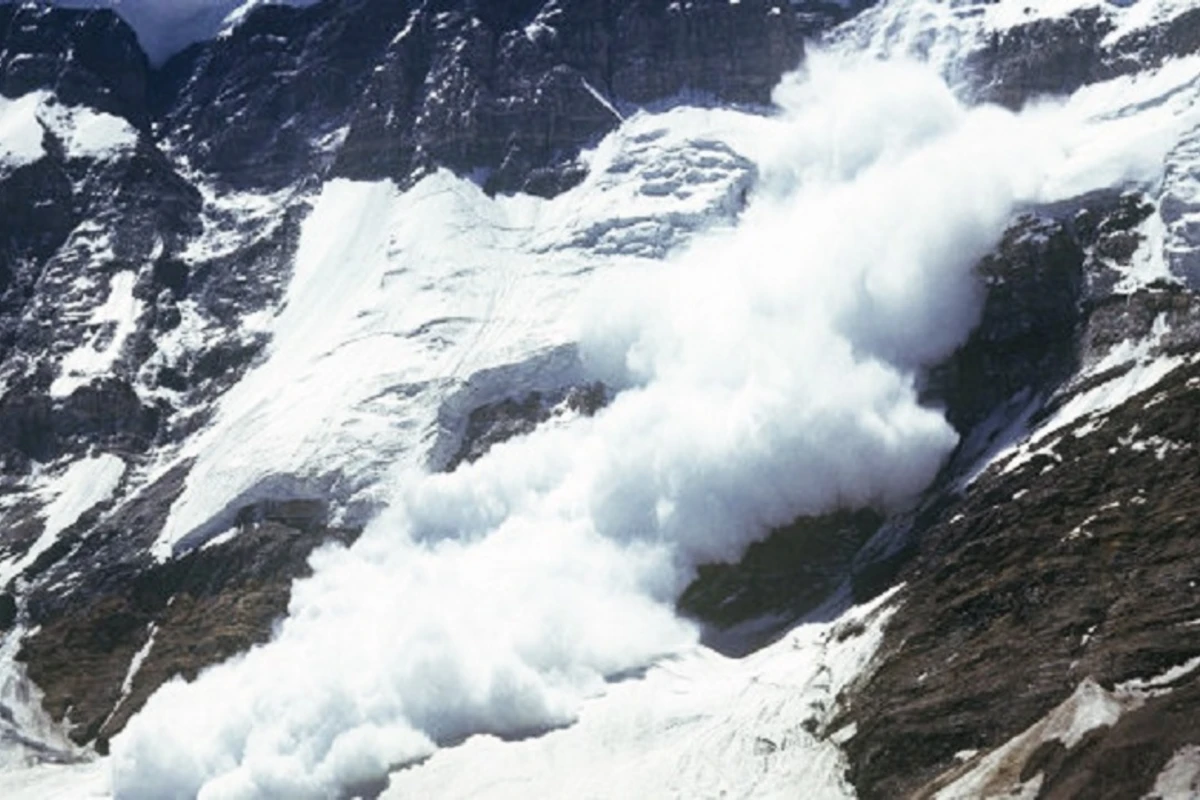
0 0 1199 798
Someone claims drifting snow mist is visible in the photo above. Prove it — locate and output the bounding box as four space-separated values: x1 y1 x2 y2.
110 54 1161 799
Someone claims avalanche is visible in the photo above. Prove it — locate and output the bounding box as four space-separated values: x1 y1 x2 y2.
91 49 1198 800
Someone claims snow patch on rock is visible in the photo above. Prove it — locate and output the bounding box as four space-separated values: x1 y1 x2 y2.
0 92 49 172
51 0 323 65
51 272 143 400
0 455 126 589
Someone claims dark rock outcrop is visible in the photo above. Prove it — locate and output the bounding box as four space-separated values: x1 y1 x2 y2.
15 461 359 747
964 4 1200 109
332 0 804 194
836 187 1200 797
0 3 150 126
924 213 1085 437
445 381 607 471
154 0 414 190
679 509 883 645
3 1 1200 791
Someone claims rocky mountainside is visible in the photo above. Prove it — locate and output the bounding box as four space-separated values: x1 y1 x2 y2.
0 0 1199 798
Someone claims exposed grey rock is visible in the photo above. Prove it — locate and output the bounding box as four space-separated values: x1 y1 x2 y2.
837 192 1200 798
154 0 413 190
964 7 1113 108
333 0 803 194
924 213 1085 437
444 381 607 472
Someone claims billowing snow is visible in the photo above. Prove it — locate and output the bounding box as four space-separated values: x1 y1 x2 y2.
835 0 1200 77
103 51 1195 799
1 592 898 800
4 1 1199 797
381 591 898 800
154 106 768 557
155 50 1200 560
0 455 126 589
51 272 143 399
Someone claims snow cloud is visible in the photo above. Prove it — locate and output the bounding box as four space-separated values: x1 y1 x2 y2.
110 53 1174 799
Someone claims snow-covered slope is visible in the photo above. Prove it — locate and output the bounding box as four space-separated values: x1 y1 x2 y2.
154 107 763 557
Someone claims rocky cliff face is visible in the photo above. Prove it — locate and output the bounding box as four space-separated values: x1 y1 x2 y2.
1 0 1200 797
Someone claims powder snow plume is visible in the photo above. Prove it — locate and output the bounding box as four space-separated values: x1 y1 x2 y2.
109 53 1166 799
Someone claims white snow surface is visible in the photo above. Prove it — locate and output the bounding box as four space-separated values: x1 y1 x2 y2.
36 102 139 161
0 628 84 773
99 51 1199 800
51 271 144 399
1 592 898 800
156 50 1200 560
934 679 1127 800
0 761 109 799
0 455 126 589
154 105 768 557
989 314 1192 479
0 91 136 174
3 3 1199 797
834 0 1200 77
